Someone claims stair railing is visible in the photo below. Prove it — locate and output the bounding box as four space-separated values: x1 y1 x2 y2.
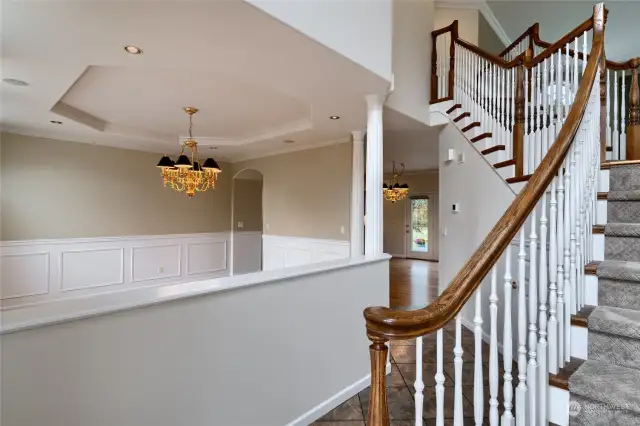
531 22 640 161
498 23 538 60
366 4 606 426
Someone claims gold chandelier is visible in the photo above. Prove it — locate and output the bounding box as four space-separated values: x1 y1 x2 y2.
156 107 221 198
383 161 409 203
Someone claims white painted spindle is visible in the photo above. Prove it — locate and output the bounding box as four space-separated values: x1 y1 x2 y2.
516 229 528 426
502 247 514 426
435 329 445 426
415 336 424 426
473 287 484 426
528 198 539 426
454 315 464 426
489 267 499 426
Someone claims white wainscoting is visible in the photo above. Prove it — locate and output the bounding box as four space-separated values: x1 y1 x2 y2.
1 233 230 308
262 235 350 271
232 231 263 275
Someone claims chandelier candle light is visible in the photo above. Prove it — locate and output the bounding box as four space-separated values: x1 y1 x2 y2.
156 107 221 198
383 161 409 203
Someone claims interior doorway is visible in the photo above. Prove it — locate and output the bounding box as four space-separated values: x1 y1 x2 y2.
231 169 263 275
405 194 438 261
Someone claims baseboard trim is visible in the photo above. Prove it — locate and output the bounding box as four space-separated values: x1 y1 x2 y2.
389 253 406 258
285 363 391 426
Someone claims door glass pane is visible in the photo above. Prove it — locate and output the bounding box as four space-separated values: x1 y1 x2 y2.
411 198 428 252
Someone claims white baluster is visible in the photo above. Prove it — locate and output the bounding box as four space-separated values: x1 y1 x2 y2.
564 154 572 363
454 315 464 426
511 67 516 157
474 287 484 426
415 336 424 426
542 58 549 155
534 64 544 170
489 267 500 426
557 163 566 369
622 70 627 159
549 171 559 375
607 70 613 159
524 66 531 174
538 176 549 426
502 247 515 426
528 200 539 426
570 142 578 317
516 228 528 426
435 329 445 426
614 71 620 160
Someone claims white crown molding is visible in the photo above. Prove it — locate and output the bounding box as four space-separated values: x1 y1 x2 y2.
435 1 512 49
479 3 512 49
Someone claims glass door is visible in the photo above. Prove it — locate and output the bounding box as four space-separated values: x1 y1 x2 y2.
406 195 434 260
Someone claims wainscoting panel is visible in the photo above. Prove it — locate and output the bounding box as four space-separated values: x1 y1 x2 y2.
61 248 124 291
131 244 181 283
0 233 230 308
262 235 350 271
1 253 50 300
232 231 262 275
187 241 227 276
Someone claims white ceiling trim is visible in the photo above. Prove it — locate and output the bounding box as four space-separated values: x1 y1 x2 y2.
435 0 512 48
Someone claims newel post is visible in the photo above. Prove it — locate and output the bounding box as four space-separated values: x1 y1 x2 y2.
448 21 458 100
626 59 640 159
513 50 532 178
366 334 390 426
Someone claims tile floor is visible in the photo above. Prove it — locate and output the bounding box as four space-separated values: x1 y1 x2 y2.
311 260 517 426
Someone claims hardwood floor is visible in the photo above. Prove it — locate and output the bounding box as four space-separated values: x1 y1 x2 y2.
389 258 440 310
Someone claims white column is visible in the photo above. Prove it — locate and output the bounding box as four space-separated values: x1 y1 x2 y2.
365 94 384 256
350 130 365 257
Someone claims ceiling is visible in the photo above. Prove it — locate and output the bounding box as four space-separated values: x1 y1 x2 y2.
383 108 441 173
0 0 390 162
487 0 640 62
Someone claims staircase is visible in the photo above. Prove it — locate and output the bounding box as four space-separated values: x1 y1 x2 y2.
362 3 640 426
566 162 640 425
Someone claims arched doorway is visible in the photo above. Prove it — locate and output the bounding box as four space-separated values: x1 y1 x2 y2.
231 169 263 275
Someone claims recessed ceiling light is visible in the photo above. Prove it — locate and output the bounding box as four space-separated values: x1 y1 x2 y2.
124 45 143 55
283 139 295 144
2 78 29 87
50 120 63 125
329 116 340 120
209 147 217 150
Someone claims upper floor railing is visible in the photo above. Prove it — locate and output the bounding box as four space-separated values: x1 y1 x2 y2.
366 4 606 425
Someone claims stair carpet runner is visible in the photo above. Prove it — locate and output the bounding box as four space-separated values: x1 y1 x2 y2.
568 164 640 425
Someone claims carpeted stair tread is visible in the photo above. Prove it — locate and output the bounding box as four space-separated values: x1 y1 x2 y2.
605 223 640 237
569 394 640 425
568 359 640 415
598 279 640 310
610 164 640 191
597 259 640 281
589 306 640 340
589 330 640 370
607 189 640 200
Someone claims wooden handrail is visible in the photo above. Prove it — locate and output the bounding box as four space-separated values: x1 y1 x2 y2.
528 16 594 67
455 38 524 68
498 23 538 58
365 4 604 342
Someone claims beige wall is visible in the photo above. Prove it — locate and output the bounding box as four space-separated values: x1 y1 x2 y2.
478 12 506 54
232 177 263 232
0 133 231 241
232 143 351 241
383 170 439 257
434 8 479 44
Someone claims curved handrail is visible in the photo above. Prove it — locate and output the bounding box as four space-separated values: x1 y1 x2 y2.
365 4 605 341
